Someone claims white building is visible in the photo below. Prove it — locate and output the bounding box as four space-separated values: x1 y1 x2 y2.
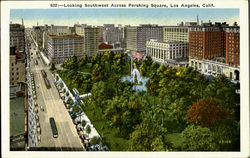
189 58 240 83
146 40 188 66
47 35 84 63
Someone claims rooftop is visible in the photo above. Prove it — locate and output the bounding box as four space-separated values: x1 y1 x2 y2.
48 34 82 38
10 95 25 136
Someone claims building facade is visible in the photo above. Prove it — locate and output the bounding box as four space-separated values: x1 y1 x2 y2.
146 40 188 66
103 24 123 48
189 23 226 60
224 26 240 66
163 26 189 43
9 47 26 86
47 35 84 63
83 27 99 57
189 58 240 83
10 24 25 52
126 24 163 53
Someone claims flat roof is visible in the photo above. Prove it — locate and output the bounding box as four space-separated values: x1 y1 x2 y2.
10 96 25 136
48 35 82 38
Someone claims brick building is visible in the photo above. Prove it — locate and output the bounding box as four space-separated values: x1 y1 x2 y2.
189 22 226 60
224 26 240 66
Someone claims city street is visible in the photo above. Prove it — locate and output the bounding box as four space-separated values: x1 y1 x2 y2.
29 41 84 151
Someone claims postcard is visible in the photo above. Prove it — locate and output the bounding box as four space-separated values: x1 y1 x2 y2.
1 0 249 158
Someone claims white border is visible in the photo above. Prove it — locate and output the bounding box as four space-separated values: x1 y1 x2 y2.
1 1 249 158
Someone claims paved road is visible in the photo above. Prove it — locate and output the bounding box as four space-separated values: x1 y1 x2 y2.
29 40 84 151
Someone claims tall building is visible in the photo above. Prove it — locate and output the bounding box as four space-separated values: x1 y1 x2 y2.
189 22 226 60
9 47 26 86
10 24 25 52
47 35 84 63
32 26 45 50
97 26 103 44
224 25 240 66
163 26 189 43
83 27 99 57
126 24 163 53
146 40 188 66
103 24 123 48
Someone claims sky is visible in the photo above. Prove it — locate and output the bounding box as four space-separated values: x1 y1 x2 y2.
10 8 239 27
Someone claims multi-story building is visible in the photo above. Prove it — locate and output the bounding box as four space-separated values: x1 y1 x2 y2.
9 47 26 86
188 22 240 83
97 26 103 44
43 25 74 54
83 27 99 57
163 26 189 43
103 24 123 48
32 26 45 50
188 22 226 60
126 24 163 53
146 40 188 66
189 58 240 83
47 35 84 63
10 24 25 52
224 25 240 66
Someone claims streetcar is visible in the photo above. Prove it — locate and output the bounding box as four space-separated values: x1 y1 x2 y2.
49 117 58 138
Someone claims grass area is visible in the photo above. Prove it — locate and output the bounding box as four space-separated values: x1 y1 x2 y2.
165 133 184 150
81 100 128 151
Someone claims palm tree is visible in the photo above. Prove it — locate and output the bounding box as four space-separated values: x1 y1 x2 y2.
155 104 166 127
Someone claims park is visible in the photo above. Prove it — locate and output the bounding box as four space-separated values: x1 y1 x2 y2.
53 52 240 151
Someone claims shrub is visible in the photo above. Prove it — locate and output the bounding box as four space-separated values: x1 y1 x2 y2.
82 120 86 128
66 92 69 96
90 136 100 145
86 125 91 135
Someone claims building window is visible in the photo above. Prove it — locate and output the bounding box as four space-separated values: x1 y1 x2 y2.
17 77 19 80
17 72 19 75
16 67 19 71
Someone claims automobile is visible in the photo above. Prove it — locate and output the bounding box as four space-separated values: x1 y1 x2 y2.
40 105 44 111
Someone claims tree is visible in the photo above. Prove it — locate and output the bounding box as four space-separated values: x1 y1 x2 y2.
73 105 79 112
49 60 56 71
91 64 105 81
90 136 100 145
66 91 69 96
81 120 86 128
154 104 166 127
187 98 229 127
128 119 167 151
181 125 219 151
151 136 165 151
86 125 91 137
204 75 238 109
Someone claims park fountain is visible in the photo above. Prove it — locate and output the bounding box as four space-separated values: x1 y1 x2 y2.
122 66 149 92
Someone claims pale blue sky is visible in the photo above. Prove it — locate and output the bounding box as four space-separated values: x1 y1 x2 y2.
10 8 239 27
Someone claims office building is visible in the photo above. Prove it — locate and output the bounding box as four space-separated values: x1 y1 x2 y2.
146 40 188 66
126 24 163 53
103 24 123 48
10 24 25 52
224 25 240 66
163 26 189 43
10 47 26 86
47 35 84 63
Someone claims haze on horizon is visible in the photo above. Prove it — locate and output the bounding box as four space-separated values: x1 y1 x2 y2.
10 8 239 27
